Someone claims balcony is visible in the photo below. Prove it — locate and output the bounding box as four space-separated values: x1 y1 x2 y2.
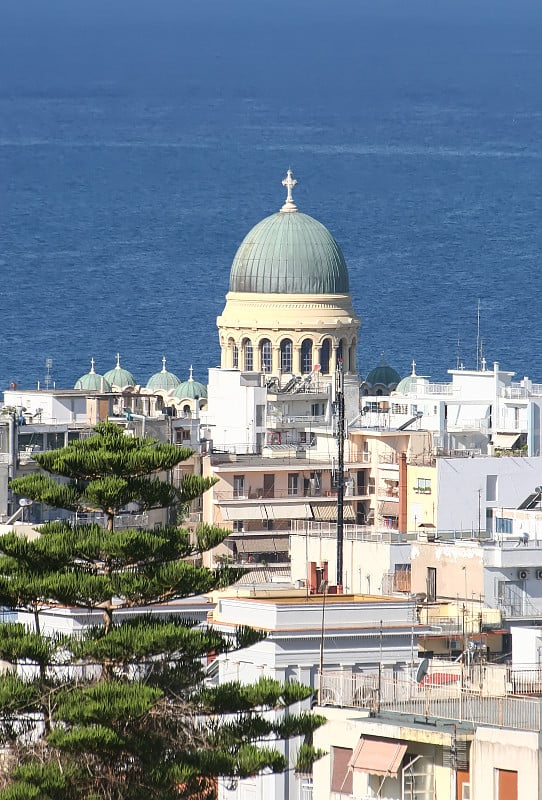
319 670 542 732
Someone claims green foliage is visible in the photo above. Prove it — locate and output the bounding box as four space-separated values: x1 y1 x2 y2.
294 743 327 775
0 423 323 798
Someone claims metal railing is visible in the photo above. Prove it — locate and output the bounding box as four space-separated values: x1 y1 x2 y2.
319 671 542 732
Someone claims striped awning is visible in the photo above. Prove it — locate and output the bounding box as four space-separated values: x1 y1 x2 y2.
219 505 266 521
349 737 407 778
380 501 399 518
311 503 355 521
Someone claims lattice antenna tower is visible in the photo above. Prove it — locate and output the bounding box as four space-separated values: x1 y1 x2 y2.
44 358 53 390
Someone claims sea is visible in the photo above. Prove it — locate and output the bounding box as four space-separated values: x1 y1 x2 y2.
2 0 542 392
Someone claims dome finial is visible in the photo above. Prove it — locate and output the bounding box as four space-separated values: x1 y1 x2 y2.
281 168 298 213
90 357 96 374
189 364 194 381
411 359 417 376
116 352 121 369
162 356 167 373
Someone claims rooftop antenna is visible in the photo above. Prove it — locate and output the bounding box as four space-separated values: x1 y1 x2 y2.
44 358 53 390
475 299 481 371
456 332 461 370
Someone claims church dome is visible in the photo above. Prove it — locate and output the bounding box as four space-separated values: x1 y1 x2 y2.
103 354 136 389
173 367 208 400
395 362 422 395
365 358 401 389
228 170 349 295
146 357 180 392
74 359 111 391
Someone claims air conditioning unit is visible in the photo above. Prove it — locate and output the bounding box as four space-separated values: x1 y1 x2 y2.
518 569 528 580
536 570 542 580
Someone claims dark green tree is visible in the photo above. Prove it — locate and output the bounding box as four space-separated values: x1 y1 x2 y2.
0 422 322 799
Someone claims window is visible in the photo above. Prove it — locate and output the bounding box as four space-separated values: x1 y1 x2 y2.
414 477 431 494
301 338 313 373
496 769 517 800
394 564 411 592
243 340 253 371
181 429 191 441
320 339 331 373
280 339 293 373
233 475 245 499
255 404 265 427
427 567 437 602
311 402 325 417
260 339 272 373
232 344 239 369
495 517 513 534
288 473 299 496
392 403 408 414
232 520 244 532
486 474 497 501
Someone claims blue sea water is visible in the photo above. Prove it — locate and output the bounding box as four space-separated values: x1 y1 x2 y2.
2 0 542 391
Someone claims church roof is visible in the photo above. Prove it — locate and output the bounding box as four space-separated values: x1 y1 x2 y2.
103 354 136 389
146 357 180 391
395 362 423 395
74 359 111 391
173 366 208 400
365 356 401 388
228 170 350 295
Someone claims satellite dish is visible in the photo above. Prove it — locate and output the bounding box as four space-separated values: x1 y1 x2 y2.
18 498 33 507
416 658 430 684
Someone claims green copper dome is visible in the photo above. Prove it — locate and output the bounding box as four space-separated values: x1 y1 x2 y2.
74 359 111 391
173 367 208 400
229 170 350 295
365 358 401 388
395 362 422 395
103 354 136 389
147 358 180 392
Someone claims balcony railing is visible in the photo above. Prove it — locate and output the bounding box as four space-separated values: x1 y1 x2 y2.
319 671 542 732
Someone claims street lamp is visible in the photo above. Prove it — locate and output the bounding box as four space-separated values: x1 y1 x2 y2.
318 579 329 703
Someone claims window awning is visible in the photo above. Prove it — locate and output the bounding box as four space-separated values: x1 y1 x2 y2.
492 433 521 449
229 535 289 554
349 737 407 778
311 503 355 521
380 501 399 517
220 505 265 521
265 503 313 520
331 747 353 794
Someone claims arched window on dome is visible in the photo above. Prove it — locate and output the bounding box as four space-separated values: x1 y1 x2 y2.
260 339 272 373
243 338 253 371
320 339 331 373
280 339 293 373
229 338 239 369
349 339 357 373
301 339 313 374
337 339 344 368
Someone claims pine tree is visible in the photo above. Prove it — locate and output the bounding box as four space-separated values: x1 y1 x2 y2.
0 422 322 799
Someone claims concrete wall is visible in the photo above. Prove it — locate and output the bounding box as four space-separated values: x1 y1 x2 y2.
471 726 542 800
410 540 484 601
290 533 411 595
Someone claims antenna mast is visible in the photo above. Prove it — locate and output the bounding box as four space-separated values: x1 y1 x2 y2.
335 360 345 590
44 358 53 390
476 300 481 371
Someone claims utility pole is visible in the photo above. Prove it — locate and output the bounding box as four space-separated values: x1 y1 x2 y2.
335 360 345 590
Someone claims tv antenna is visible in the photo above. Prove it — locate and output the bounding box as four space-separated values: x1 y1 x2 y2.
475 300 481 371
44 358 53 390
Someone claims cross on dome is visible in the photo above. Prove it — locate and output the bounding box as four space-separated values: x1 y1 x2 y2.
411 360 417 375
281 168 298 213
189 365 194 381
90 358 96 374
116 353 121 369
162 356 167 373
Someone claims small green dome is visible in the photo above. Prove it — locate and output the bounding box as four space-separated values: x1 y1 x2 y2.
103 354 136 389
395 362 421 395
147 357 180 392
229 170 350 295
365 357 401 388
173 367 208 400
74 359 111 391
